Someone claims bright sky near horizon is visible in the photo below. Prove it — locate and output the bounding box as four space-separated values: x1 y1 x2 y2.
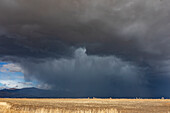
0 62 37 89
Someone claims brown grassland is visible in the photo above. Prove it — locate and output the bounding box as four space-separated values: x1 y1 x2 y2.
0 98 170 113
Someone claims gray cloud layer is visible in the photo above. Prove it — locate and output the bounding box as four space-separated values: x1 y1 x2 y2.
21 48 150 96
0 0 170 97
20 48 148 97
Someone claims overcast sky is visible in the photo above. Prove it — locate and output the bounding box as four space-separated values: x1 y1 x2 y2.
0 0 170 97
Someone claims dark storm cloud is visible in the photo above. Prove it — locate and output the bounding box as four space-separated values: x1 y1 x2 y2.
0 0 170 97
0 0 170 59
20 48 148 97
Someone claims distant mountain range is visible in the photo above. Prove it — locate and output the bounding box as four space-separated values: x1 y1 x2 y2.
0 87 166 99
0 87 71 98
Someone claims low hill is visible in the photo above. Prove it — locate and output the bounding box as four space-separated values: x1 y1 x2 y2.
0 87 70 98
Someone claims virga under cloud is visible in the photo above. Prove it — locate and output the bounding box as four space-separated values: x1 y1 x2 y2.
20 48 147 97
0 0 170 97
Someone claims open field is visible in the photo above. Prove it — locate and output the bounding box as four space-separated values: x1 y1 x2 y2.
0 98 170 113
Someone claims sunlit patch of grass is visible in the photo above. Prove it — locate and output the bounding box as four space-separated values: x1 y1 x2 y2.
1 106 119 113
0 101 119 113
1 98 170 113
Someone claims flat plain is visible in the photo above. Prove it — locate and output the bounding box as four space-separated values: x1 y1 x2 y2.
0 98 170 113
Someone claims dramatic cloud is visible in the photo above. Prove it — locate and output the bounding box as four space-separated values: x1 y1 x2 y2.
0 0 170 60
20 48 148 97
0 0 170 97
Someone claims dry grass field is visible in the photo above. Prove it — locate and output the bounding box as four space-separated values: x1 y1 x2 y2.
0 98 170 113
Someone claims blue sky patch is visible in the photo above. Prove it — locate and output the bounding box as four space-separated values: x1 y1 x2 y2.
0 62 37 89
